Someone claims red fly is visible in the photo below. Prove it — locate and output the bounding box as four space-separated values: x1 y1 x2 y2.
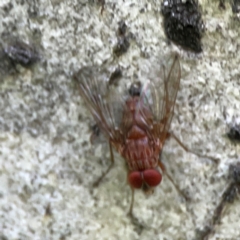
73 54 181 215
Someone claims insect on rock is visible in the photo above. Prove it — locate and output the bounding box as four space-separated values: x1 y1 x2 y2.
73 54 181 215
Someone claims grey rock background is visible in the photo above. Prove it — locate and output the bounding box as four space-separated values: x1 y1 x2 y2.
0 0 240 239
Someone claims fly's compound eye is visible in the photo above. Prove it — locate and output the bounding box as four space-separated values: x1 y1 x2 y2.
128 169 162 189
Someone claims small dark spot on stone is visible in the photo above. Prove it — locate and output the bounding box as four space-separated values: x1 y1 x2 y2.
90 124 100 144
113 37 130 56
218 0 226 10
108 67 122 86
229 163 240 183
3 2 13 12
45 203 52 217
118 20 127 35
227 124 240 143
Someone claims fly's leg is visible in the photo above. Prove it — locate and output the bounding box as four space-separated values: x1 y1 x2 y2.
158 160 166 172
93 140 114 187
127 188 146 233
158 160 191 202
170 132 220 164
127 187 135 217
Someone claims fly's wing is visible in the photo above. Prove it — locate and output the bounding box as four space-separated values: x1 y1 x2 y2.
139 54 181 141
73 66 125 143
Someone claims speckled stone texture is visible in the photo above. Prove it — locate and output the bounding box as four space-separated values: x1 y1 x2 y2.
0 0 240 240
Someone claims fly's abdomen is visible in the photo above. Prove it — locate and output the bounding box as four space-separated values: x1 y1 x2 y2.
123 127 163 190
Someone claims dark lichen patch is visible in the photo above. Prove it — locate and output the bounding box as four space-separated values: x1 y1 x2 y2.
3 40 40 66
227 124 240 143
218 0 226 10
229 163 240 183
113 20 132 57
90 123 101 144
0 39 40 75
223 111 240 144
161 0 204 53
108 67 122 86
232 0 240 13
0 40 41 76
113 37 130 56
117 20 127 36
